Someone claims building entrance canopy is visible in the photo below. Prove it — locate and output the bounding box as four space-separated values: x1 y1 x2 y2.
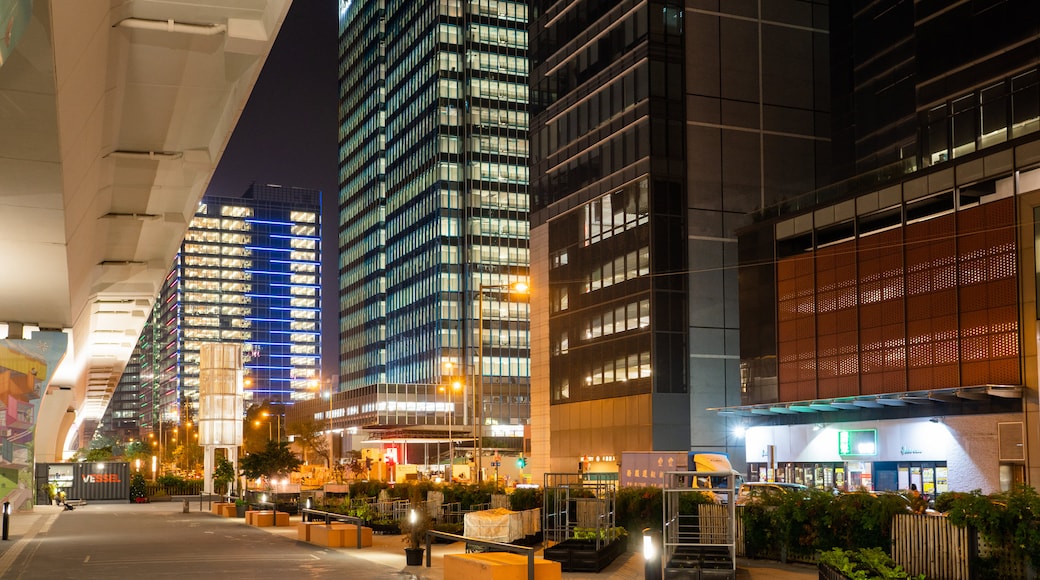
708 385 1021 416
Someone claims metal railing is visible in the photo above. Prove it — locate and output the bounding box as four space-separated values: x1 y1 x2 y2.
299 508 366 550
422 530 537 580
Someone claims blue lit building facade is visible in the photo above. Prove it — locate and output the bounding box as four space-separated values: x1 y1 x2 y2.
126 184 322 438
337 0 531 453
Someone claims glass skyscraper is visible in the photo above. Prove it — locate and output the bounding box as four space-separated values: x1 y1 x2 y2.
337 0 530 444
528 1 829 476
123 184 322 438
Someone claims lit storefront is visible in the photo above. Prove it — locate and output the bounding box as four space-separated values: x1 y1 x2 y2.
739 410 1022 495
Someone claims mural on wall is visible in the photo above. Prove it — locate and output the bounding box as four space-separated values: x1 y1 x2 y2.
0 0 32 68
0 331 68 508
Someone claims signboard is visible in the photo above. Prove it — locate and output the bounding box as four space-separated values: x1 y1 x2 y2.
620 451 687 488
838 429 878 456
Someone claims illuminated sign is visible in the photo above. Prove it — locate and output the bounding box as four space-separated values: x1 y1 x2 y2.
838 429 878 456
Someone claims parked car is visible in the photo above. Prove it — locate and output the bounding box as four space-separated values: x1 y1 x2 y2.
735 482 809 505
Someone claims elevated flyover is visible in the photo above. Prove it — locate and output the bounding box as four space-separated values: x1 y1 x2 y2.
0 0 291 461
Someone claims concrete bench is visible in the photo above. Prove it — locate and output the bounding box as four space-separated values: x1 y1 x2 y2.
297 521 323 541
307 523 373 548
249 510 290 527
444 552 561 580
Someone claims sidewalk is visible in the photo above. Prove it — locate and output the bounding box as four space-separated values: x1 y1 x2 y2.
242 508 818 580
0 503 818 579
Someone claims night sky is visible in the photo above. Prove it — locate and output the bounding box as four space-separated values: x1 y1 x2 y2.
205 1 340 379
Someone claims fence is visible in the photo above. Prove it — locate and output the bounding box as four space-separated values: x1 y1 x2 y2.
891 514 973 580
145 481 203 498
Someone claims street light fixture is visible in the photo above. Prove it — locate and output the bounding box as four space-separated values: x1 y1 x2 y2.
439 379 463 481
260 410 281 442
475 280 528 484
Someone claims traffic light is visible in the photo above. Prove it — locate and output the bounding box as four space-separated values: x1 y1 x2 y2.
517 455 527 468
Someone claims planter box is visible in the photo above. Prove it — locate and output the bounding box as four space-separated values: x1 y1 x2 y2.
543 537 626 572
818 563 851 580
445 552 561 580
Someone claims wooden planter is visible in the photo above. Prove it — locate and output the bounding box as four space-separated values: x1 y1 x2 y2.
817 563 851 580
543 537 626 572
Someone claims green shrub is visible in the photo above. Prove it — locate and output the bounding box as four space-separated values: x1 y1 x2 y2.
818 548 924 580
508 487 542 511
945 485 1040 570
933 491 970 513
616 487 662 549
348 480 388 499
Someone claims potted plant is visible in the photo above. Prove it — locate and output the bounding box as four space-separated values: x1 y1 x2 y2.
234 497 249 517
401 490 432 566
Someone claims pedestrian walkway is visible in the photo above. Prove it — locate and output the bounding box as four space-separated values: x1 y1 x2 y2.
0 503 819 577
202 501 819 580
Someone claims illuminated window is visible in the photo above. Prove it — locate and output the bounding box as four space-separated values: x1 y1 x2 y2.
193 217 221 229
291 263 316 273
221 233 249 245
221 219 249 231
291 286 316 296
291 344 316 354
290 297 315 308
291 238 316 250
291 309 316 319
291 211 316 223
291 321 316 331
291 333 316 343
290 274 317 285
221 206 253 217
291 251 316 262
291 225 316 236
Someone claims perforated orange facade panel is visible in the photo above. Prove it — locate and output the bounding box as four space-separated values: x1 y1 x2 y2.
775 197 1020 401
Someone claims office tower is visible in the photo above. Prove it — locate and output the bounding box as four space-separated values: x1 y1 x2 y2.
97 357 142 442
127 184 321 439
529 2 829 475
337 0 531 448
734 1 1040 492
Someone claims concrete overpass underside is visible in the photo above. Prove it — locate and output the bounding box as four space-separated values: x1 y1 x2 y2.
0 0 290 464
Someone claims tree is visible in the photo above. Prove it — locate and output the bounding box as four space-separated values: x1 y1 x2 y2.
213 455 237 497
85 447 114 462
239 440 302 488
287 418 330 466
123 441 150 465
344 450 367 479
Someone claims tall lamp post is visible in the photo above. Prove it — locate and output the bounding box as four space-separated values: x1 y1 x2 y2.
258 410 281 442
475 280 528 484
439 379 462 481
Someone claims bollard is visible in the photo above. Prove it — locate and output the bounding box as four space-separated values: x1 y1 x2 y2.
183 499 189 513
643 528 661 580
2 501 9 541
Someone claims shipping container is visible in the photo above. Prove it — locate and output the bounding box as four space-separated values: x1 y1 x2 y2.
37 462 130 502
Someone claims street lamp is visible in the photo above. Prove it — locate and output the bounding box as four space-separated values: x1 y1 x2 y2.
475 280 528 484
439 379 463 481
261 410 281 442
